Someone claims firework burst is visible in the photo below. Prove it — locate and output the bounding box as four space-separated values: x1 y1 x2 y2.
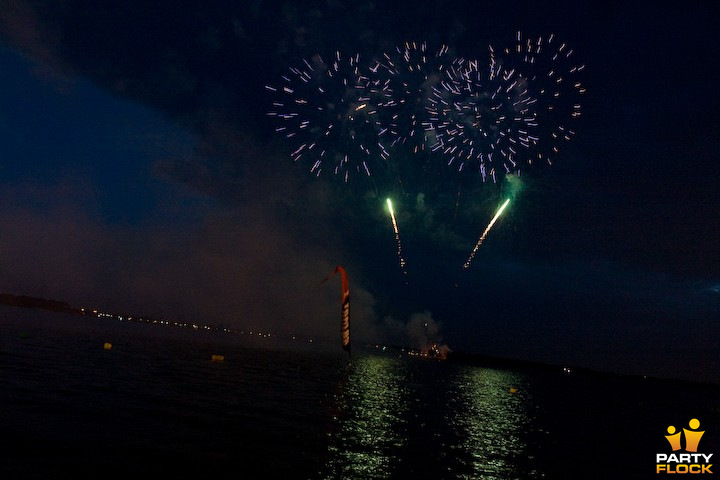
266 51 392 183
492 31 586 167
426 53 539 182
370 42 453 156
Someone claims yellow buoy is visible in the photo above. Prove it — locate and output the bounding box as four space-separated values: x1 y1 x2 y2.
509 387 518 394
103 342 113 350
211 354 224 362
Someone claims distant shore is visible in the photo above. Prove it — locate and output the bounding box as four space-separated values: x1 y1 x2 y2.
3 292 718 388
0 293 80 314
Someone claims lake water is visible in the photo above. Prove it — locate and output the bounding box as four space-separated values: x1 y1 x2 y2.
1 306 718 479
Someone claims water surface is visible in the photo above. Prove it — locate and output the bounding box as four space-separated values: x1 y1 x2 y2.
1 307 718 479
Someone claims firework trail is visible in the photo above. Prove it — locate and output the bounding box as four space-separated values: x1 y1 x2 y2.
463 198 510 270
386 198 408 276
265 51 392 183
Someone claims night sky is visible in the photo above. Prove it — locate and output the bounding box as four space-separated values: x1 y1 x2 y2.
0 1 718 383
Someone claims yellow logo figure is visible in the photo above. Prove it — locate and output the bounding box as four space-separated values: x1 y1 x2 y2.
684 419 705 453
665 425 682 451
665 419 705 452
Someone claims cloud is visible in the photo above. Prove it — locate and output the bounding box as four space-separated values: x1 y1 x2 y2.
0 1 64 71
0 180 110 302
0 173 384 342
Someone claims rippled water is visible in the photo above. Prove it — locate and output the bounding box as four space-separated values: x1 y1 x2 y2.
1 307 718 479
319 356 542 479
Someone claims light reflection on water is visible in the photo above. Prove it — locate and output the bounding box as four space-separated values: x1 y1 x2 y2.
322 355 409 479
321 354 541 479
446 367 541 479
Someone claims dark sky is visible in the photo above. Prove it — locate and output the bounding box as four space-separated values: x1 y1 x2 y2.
0 1 718 383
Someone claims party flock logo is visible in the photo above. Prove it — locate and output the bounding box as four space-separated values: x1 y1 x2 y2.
656 418 713 474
